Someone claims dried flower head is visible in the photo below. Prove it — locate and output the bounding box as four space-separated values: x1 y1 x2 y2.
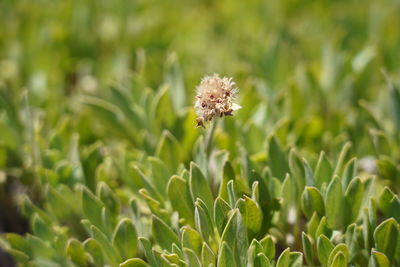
195 73 241 127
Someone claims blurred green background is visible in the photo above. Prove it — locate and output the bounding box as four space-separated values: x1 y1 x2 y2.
1 0 400 265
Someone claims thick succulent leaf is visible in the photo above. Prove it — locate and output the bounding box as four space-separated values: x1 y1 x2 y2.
255 253 271 267
302 232 314 266
66 239 90 266
344 177 364 224
220 209 248 267
138 238 160 267
81 185 105 230
259 235 275 261
90 225 121 265
369 250 390 267
276 248 290 267
97 181 120 216
301 186 325 218
373 218 399 262
214 197 231 235
329 251 347 267
83 238 104 266
325 177 343 229
201 242 215 267
217 242 236 267
268 136 289 181
119 258 150 267
236 195 263 235
152 215 180 251
327 244 349 267
112 218 138 259
181 227 202 256
189 162 214 212
183 248 202 267
168 175 195 225
317 234 334 267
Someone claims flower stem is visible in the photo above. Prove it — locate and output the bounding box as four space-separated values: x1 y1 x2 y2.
205 119 217 157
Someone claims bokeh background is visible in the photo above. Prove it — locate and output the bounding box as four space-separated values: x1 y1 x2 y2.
1 0 400 266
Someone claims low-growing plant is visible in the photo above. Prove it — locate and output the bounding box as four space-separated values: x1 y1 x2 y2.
1 0 400 266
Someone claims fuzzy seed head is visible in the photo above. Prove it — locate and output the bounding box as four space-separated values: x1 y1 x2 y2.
195 73 241 127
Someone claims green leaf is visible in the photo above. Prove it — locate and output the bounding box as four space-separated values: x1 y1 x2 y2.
162 252 186 266
302 232 314 266
172 243 184 259
149 157 172 197
341 158 357 189
80 95 136 143
201 242 215 267
66 239 89 266
97 181 120 216
31 213 53 242
289 252 303 267
168 175 195 225
388 195 400 222
373 218 399 261
307 212 320 239
181 227 202 256
139 189 169 222
152 215 180 251
276 248 290 267
26 234 53 259
138 237 160 267
227 180 238 208
152 84 176 129
301 186 325 218
363 206 374 251
214 197 231 235
384 73 400 131
194 200 213 243
45 185 73 219
317 234 334 267
81 185 105 229
83 238 104 266
5 233 30 257
218 161 235 202
156 130 182 172
220 209 248 267
7 248 30 264
268 136 289 180
259 235 275 261
332 142 351 178
329 251 347 267
325 177 343 229
378 187 395 214
344 223 359 261
344 177 364 223
249 239 265 264
217 242 236 267
315 216 332 238
90 225 121 265
369 250 390 267
189 162 214 212
119 258 150 267
255 253 271 267
153 250 172 267
164 53 186 114
130 164 163 202
327 244 349 267
183 248 202 267
314 151 333 187
112 218 138 259
236 195 263 235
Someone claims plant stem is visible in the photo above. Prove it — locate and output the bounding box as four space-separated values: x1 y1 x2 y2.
205 119 217 157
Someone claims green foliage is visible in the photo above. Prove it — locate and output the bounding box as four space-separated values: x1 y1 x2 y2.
1 0 400 266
